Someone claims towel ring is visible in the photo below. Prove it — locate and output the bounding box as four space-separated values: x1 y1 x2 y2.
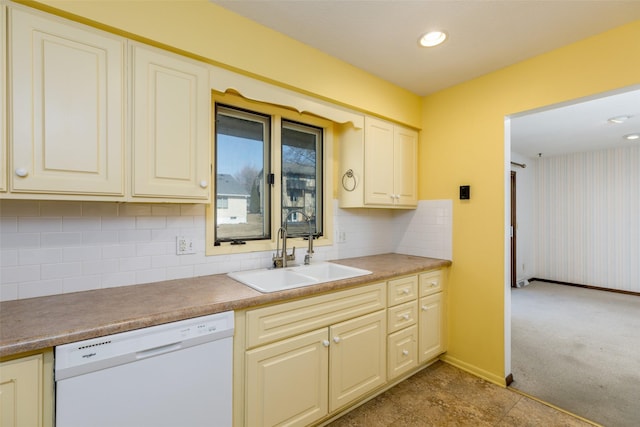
342 169 356 192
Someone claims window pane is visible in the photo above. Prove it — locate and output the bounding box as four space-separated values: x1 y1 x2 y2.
282 120 322 238
215 106 270 241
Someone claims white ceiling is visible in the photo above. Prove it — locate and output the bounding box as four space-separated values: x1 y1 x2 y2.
211 0 640 158
510 87 640 159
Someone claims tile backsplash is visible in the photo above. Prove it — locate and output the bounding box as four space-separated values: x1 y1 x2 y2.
0 199 452 301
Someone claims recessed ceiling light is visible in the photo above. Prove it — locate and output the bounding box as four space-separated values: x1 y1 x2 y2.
624 133 640 140
419 31 447 47
608 115 631 124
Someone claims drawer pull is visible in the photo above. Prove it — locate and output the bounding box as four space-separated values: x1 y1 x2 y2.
402 349 409 356
430 281 438 287
322 340 330 347
401 314 410 321
333 336 341 344
421 305 429 311
402 288 410 295
15 168 29 177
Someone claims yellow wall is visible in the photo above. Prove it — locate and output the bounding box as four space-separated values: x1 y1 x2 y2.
24 0 421 128
20 0 640 384
421 20 640 383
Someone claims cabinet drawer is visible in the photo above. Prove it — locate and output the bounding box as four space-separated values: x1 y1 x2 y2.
387 275 417 306
246 282 386 348
387 325 417 380
387 300 417 334
419 270 443 296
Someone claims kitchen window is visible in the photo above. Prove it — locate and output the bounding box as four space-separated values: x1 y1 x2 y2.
281 120 322 238
206 94 332 255
214 106 271 241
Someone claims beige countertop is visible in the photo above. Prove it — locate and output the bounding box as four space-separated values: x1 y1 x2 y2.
0 254 450 358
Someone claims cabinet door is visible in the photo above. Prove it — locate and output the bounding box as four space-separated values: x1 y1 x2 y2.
0 3 6 192
329 310 386 412
419 293 444 363
364 117 394 205
0 354 44 427
131 43 211 200
246 328 328 427
10 8 124 195
393 125 418 206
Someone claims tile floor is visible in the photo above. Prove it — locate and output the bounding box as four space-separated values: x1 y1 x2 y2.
327 361 598 427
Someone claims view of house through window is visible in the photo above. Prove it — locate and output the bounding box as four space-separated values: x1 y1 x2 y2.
282 120 322 238
214 104 324 245
215 106 270 242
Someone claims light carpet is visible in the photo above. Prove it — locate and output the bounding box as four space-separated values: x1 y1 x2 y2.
510 281 640 427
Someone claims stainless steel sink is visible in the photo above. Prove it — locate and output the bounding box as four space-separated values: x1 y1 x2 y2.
228 262 372 293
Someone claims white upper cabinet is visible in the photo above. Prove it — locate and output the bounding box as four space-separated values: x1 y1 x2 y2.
3 4 211 202
363 118 395 205
130 43 210 201
339 116 418 209
392 125 418 206
9 7 125 196
1 2 6 193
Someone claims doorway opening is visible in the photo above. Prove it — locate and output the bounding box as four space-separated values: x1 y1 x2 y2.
510 171 516 288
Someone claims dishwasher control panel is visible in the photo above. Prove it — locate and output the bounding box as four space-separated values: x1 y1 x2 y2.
55 311 234 380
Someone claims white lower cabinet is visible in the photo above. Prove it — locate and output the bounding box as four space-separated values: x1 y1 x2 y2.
419 293 444 363
328 311 386 412
386 270 447 379
237 268 447 427
386 275 418 380
418 270 446 363
246 329 329 427
0 350 54 427
245 311 386 427
387 325 418 379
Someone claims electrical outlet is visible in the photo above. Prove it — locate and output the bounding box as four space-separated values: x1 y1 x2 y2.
336 229 346 243
176 236 195 255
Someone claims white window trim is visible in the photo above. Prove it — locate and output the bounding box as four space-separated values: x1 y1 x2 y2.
205 92 334 256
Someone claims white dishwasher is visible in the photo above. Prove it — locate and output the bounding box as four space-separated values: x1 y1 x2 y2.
55 311 234 427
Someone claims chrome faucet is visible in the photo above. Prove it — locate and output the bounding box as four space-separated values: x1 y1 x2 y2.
272 210 315 268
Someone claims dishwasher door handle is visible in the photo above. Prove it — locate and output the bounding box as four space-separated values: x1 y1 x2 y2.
136 342 182 359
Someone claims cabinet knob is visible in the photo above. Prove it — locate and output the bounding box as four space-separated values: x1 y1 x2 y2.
15 168 29 177
402 288 410 295
402 349 409 356
421 305 429 311
333 336 341 344
430 281 438 287
199 180 208 189
322 340 330 347
402 314 410 321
